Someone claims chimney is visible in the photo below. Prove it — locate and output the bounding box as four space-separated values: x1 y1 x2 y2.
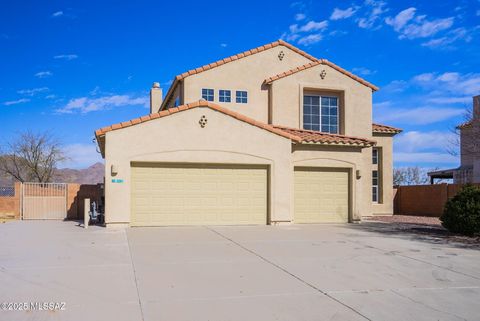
474 95 480 120
150 82 162 114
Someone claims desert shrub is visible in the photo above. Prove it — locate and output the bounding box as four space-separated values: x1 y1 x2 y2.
441 185 480 236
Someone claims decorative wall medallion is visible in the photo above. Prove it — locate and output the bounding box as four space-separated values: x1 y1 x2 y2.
199 115 208 128
320 69 327 79
278 51 285 61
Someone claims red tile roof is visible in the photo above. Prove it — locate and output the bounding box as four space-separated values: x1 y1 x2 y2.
175 40 316 81
372 123 402 134
95 100 379 157
95 101 302 142
162 40 317 107
264 59 379 91
273 125 376 147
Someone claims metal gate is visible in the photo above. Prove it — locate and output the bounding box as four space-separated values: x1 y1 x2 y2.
22 183 67 220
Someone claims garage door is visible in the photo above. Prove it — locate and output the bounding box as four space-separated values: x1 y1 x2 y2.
131 163 267 226
294 168 349 223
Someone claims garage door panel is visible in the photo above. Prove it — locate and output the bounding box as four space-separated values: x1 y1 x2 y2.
131 164 267 226
294 168 349 223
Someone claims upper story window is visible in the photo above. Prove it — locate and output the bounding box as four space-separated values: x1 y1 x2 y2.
303 95 338 134
372 148 378 164
219 90 231 103
202 88 214 101
236 91 248 104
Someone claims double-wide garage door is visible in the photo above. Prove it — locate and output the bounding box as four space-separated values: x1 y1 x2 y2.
131 163 267 226
294 168 349 223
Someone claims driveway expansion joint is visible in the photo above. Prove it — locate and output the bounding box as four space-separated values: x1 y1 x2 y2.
205 226 373 321
126 229 146 321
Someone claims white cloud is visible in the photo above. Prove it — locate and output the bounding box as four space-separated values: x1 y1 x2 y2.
297 34 323 45
352 67 375 76
54 54 78 60
421 28 471 49
413 72 480 96
60 143 103 169
375 106 464 125
56 94 148 114
357 0 388 29
17 87 49 96
220 43 227 48
413 73 435 82
394 131 456 153
476 10 480 16
35 71 52 78
402 17 454 39
330 7 357 20
394 152 458 164
426 96 472 104
45 94 57 100
295 13 306 21
51 11 63 17
385 7 416 31
386 8 454 39
381 80 408 93
295 20 328 32
373 101 391 108
283 20 328 45
3 98 30 106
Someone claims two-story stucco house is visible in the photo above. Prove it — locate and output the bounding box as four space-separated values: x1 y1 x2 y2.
95 40 401 227
428 95 480 184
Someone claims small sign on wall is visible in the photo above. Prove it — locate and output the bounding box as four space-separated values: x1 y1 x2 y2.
111 179 124 183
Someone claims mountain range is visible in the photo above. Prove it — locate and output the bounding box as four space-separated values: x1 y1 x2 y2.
0 162 104 186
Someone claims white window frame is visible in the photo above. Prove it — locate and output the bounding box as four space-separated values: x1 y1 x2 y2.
236 90 248 104
219 90 231 103
202 88 214 101
303 95 339 134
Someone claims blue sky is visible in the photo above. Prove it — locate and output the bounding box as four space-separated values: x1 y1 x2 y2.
1 0 479 169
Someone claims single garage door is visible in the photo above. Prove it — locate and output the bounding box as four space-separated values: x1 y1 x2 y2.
294 168 349 223
131 163 267 226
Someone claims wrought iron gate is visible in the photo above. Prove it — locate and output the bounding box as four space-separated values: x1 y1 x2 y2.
22 183 67 220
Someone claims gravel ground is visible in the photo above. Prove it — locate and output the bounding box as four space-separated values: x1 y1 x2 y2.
367 215 441 225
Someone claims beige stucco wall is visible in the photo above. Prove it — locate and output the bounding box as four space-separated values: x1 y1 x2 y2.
181 45 313 123
270 64 373 139
104 106 293 226
371 134 394 215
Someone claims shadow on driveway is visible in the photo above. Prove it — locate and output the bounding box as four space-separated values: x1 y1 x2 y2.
349 221 480 250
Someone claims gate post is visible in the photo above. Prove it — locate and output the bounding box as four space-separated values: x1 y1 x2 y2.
84 198 90 229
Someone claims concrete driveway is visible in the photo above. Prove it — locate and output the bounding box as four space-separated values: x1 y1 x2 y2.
1 221 479 321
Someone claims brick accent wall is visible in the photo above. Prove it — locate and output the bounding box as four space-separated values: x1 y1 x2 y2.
0 182 22 219
394 183 480 217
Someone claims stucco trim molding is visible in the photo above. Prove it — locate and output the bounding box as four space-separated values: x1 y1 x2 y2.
127 149 276 164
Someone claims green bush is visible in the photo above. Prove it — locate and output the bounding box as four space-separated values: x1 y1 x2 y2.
441 185 480 236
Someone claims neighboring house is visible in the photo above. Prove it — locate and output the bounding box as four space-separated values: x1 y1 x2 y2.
428 95 480 184
95 40 401 227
